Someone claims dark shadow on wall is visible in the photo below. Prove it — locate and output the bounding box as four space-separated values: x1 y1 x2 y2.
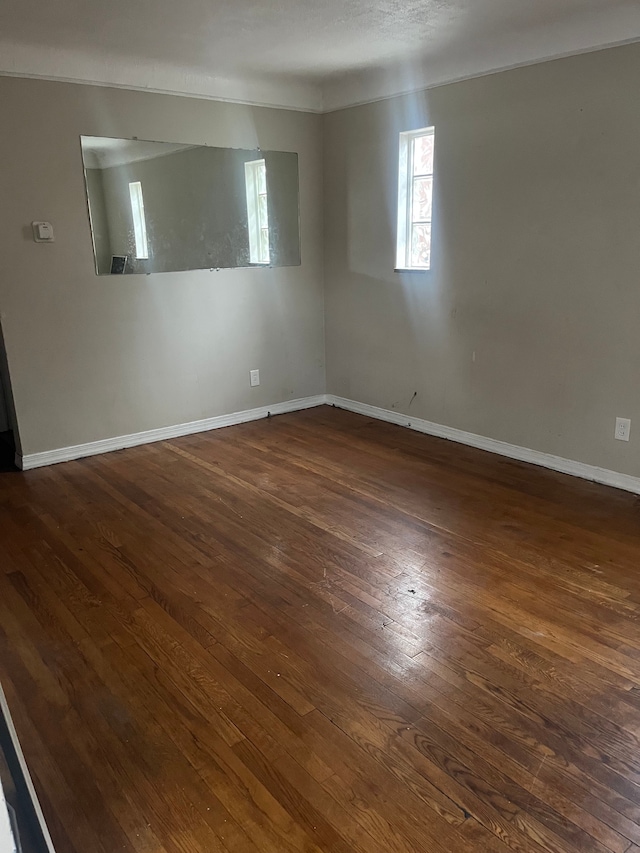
0 320 21 469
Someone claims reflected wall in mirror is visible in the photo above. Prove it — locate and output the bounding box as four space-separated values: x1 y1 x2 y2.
80 136 301 275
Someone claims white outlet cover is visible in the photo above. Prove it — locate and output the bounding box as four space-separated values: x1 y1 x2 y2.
615 417 631 441
250 369 260 387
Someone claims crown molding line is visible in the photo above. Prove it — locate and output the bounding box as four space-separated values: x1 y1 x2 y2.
0 69 323 113
3 36 640 114
0 42 323 113
321 36 640 112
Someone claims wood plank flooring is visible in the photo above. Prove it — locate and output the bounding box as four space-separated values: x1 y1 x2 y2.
1 405 640 853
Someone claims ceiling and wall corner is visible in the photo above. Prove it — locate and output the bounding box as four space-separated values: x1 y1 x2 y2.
1 0 640 112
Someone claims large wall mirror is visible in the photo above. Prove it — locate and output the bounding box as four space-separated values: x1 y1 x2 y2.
80 136 301 275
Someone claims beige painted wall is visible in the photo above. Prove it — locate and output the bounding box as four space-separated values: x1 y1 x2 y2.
3 43 640 477
0 77 324 455
324 43 640 478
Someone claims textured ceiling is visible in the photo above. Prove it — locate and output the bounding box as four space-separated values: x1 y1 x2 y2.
1 0 640 111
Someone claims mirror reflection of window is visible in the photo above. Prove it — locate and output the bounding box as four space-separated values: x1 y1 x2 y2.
244 159 270 264
80 137 301 274
128 180 149 260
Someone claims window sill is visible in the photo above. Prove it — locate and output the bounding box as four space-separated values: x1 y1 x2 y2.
394 268 431 273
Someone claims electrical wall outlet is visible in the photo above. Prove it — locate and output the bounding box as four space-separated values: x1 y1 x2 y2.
250 369 260 387
615 417 631 442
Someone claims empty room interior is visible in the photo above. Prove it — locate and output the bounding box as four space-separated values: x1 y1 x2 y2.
2 1 640 852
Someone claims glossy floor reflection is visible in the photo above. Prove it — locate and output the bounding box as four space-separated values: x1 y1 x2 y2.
1 406 639 853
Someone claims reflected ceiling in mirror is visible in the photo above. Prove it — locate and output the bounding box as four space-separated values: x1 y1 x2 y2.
80 136 300 275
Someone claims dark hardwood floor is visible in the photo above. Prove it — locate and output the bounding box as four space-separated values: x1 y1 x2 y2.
1 405 640 853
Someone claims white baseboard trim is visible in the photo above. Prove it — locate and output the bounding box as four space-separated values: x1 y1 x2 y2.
18 394 327 470
17 392 640 495
326 394 640 496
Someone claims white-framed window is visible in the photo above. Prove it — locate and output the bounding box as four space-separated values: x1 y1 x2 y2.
396 126 435 271
128 181 149 260
244 159 270 265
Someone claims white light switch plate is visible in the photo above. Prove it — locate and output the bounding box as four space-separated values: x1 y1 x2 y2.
32 221 54 242
250 369 260 387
